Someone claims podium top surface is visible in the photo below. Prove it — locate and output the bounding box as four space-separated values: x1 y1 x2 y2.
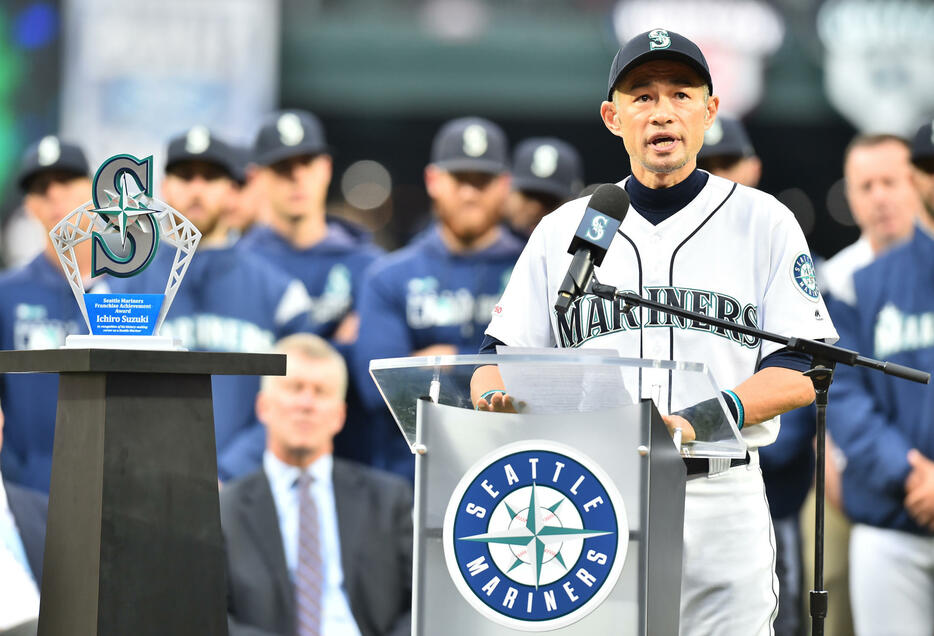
0 348 286 376
369 351 746 459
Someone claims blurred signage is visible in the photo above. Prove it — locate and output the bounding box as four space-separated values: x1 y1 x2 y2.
818 0 934 135
60 0 279 174
612 0 784 117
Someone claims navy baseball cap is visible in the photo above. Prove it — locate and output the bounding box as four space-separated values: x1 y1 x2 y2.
910 121 934 168
511 137 584 200
17 135 89 192
607 28 713 100
698 116 755 160
253 110 329 166
229 144 252 185
430 117 509 175
165 126 238 179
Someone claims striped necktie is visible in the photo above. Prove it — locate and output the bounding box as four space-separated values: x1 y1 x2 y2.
295 472 323 636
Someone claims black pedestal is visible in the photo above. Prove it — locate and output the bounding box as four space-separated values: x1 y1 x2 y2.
0 348 285 636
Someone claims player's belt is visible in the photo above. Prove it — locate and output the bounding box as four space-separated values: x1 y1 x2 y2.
683 451 751 477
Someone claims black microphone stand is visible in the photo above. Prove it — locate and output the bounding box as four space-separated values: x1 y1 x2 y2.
589 280 929 636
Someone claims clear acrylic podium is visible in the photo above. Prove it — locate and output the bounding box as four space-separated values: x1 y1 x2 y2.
371 351 744 635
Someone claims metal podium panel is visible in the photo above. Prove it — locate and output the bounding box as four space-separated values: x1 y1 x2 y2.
412 399 684 635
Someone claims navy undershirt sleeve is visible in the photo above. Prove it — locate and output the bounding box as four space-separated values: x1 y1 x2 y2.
479 334 505 354
758 347 812 372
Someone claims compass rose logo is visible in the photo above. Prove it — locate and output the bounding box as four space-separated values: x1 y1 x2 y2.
443 441 628 631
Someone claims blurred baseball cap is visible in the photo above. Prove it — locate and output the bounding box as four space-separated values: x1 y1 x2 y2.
17 135 89 192
511 137 584 200
165 125 238 179
229 144 252 185
607 28 713 100
253 110 329 167
698 116 755 160
430 117 509 175
910 120 934 169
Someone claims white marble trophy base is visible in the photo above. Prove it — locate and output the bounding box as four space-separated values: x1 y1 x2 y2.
63 335 186 351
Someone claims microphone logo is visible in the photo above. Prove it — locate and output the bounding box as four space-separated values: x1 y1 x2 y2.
585 214 608 242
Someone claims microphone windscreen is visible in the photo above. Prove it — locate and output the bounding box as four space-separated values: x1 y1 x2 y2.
586 183 630 223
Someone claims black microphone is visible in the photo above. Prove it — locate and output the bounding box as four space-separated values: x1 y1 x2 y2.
554 184 630 315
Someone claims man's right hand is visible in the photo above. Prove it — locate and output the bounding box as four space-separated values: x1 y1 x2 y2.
412 344 458 357
475 391 518 413
905 449 934 531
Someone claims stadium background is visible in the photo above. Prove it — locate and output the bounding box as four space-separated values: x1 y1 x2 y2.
1 0 932 260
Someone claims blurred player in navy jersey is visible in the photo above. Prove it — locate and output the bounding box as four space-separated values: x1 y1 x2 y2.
223 144 264 244
504 137 583 239
0 137 92 492
109 126 313 482
696 115 761 188
241 110 383 343
354 117 523 479
240 110 384 463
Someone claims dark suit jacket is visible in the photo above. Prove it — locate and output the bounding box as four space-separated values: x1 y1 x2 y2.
220 458 412 636
4 480 48 584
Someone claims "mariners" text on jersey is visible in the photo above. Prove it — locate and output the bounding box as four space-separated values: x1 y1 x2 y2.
555 286 760 349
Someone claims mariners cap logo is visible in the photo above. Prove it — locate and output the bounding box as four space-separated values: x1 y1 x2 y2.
791 253 820 302
704 119 724 145
648 28 671 51
37 136 61 166
463 124 489 157
277 113 305 147
184 126 211 154
443 440 628 631
531 144 559 178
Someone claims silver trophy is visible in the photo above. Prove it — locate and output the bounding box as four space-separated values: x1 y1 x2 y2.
49 153 201 350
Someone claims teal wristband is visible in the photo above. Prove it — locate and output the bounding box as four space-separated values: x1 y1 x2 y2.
477 389 507 410
724 389 744 430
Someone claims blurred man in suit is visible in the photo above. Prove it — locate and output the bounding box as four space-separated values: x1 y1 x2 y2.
0 404 48 636
221 334 412 636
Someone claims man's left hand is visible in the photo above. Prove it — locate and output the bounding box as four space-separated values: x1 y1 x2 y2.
662 414 696 444
904 449 934 530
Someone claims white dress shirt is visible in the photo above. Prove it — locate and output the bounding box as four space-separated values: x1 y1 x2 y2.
263 451 362 636
0 480 40 630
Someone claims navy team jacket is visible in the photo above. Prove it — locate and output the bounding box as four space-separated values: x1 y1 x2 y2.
0 255 87 491
828 226 934 534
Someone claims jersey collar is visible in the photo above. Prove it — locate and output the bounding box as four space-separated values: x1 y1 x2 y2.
624 169 709 225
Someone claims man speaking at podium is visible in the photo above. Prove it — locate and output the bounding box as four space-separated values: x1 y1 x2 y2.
472 30 837 635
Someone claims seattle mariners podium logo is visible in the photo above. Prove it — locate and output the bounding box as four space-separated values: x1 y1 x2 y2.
443 441 628 631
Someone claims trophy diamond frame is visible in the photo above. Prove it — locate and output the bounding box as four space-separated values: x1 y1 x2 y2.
49 153 201 350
